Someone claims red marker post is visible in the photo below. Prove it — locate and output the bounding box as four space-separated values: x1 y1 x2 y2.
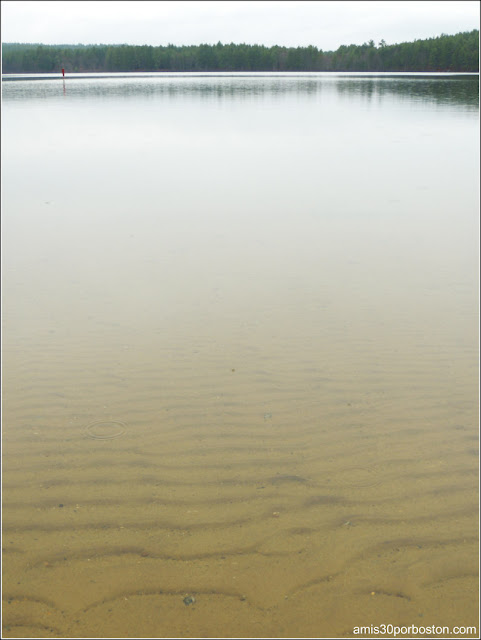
62 68 65 77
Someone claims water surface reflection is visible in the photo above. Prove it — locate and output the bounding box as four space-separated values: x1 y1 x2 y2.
2 72 478 108
2 73 479 639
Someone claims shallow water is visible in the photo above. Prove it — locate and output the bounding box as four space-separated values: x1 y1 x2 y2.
2 73 479 638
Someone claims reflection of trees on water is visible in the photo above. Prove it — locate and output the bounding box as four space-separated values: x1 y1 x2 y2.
3 75 478 109
335 77 479 108
3 77 323 101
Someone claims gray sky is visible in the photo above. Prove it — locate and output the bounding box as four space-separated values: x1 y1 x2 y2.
1 1 479 50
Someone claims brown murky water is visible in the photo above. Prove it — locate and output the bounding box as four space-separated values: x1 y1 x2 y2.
2 73 479 638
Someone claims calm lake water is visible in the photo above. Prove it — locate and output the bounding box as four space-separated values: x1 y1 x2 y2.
2 73 479 638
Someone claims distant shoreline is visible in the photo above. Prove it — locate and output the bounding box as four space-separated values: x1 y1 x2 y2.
2 71 479 81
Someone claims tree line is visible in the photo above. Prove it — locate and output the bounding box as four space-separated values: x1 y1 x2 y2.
2 30 478 74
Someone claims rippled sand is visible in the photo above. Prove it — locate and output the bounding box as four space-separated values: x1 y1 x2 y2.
2 314 478 638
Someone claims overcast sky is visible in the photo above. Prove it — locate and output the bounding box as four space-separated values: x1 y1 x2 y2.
1 1 479 50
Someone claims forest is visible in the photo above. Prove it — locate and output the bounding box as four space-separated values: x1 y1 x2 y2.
1 30 478 74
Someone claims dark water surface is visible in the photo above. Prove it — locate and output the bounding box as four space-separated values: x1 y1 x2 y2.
2 73 479 638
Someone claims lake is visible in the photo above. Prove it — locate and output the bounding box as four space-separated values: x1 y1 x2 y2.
2 72 479 638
